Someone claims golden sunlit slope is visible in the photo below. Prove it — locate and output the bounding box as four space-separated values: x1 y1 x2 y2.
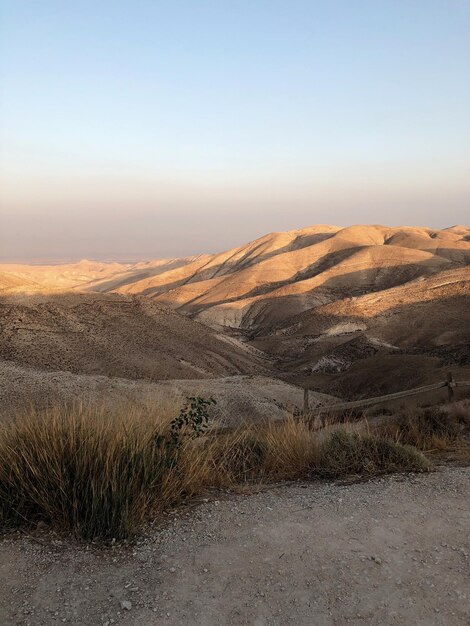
192 243 453 328
0 257 199 294
0 260 128 293
0 271 40 293
111 225 340 298
105 224 470 330
2 224 468 333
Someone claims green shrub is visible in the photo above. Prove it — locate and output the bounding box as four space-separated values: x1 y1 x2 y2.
169 396 216 443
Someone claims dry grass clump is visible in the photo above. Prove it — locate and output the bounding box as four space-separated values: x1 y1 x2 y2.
211 430 267 482
0 404 433 540
205 417 321 484
316 430 431 477
0 404 180 540
374 403 470 451
197 417 430 485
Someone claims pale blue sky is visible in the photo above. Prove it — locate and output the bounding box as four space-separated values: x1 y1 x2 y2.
1 0 469 261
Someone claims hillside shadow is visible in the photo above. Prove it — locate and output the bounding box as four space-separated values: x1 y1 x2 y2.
177 253 465 323
171 246 364 313
252 290 470 399
136 230 338 297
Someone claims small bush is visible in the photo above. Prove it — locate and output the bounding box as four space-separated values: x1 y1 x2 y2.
169 396 216 442
376 405 470 451
317 429 431 477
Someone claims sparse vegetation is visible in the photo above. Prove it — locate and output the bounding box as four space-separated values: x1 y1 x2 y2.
0 399 445 540
368 402 470 451
169 395 216 442
316 430 430 477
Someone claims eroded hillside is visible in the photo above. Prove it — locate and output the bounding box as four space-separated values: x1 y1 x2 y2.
0 292 264 381
1 224 469 403
106 224 470 331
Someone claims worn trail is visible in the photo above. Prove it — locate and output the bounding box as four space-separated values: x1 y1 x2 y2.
1 467 469 626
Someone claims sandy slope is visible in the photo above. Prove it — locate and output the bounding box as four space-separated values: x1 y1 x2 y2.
108 224 470 330
1 467 469 625
1 225 468 333
260 267 470 351
0 258 199 294
0 293 265 381
2 226 469 331
250 267 470 397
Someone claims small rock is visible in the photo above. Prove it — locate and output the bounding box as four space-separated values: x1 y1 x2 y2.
120 601 132 611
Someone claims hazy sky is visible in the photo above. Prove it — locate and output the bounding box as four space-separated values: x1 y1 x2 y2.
1 0 469 261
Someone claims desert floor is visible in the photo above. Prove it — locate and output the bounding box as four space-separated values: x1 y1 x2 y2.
1 466 469 626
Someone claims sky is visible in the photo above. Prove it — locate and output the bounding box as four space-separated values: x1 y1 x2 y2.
0 0 469 262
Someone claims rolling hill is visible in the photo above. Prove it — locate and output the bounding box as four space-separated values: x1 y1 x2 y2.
0 292 263 381
1 224 469 404
90 224 470 331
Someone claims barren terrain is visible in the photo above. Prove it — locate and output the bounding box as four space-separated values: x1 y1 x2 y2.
0 292 264 381
1 224 470 625
0 363 335 425
1 467 469 626
1 224 469 409
0 225 470 410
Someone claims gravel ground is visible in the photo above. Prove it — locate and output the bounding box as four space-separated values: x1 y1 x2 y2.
1 467 469 626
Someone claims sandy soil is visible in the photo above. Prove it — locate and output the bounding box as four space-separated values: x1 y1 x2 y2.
0 362 335 425
1 467 469 626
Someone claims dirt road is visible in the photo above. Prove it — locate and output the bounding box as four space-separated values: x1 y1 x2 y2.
1 467 469 625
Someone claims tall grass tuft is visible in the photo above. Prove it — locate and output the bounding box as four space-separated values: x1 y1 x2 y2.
370 403 470 451
0 405 179 539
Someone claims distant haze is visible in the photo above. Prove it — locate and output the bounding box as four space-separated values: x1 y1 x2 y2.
1 1 469 262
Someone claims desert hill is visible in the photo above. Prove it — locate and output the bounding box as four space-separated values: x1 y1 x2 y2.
0 257 200 294
0 291 338 420
2 226 468 330
252 266 470 397
0 224 469 407
0 292 264 381
141 224 470 330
